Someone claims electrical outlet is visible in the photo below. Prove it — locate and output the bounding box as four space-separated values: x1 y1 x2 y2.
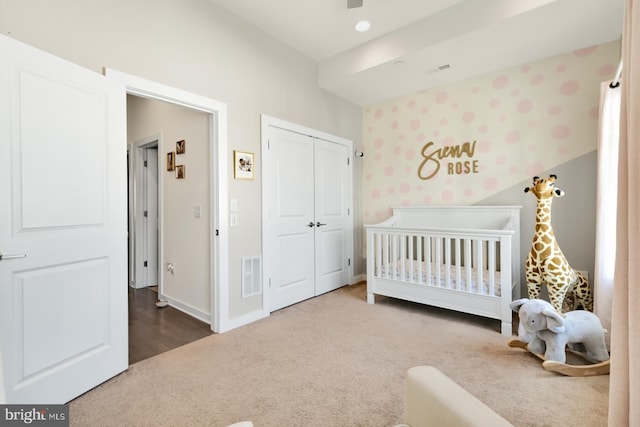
230 213 238 227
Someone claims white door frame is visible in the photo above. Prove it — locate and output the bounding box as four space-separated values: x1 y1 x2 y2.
106 69 230 332
129 135 161 290
261 114 354 316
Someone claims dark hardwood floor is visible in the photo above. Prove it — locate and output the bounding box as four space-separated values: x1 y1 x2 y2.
128 287 213 365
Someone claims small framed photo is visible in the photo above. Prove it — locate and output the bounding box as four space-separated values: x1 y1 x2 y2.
166 152 175 171
234 150 254 180
176 139 186 154
176 164 185 179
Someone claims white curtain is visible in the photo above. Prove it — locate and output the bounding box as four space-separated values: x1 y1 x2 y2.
594 80 620 344
609 0 640 424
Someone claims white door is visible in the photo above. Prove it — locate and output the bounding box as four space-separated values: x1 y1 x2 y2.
264 125 350 311
314 139 349 295
265 127 316 310
0 35 127 403
145 147 159 287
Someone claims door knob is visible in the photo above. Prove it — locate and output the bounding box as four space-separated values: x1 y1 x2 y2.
0 252 27 261
316 222 326 227
307 222 315 227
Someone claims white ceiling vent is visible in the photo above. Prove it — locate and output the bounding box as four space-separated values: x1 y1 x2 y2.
242 256 262 298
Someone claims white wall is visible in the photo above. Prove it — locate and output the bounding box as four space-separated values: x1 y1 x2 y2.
0 0 363 322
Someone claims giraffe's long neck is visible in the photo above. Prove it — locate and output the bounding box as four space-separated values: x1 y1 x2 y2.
535 197 553 229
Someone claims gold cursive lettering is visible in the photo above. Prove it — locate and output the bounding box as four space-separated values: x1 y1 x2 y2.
418 140 477 180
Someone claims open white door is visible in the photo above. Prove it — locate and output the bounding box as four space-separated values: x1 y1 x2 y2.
0 35 127 403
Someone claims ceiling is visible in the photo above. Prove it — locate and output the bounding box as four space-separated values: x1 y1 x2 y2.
209 0 625 106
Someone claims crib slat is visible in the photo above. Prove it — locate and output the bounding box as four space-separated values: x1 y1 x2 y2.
454 238 461 291
475 239 483 294
464 239 472 291
444 237 451 289
417 236 423 285
488 240 496 296
408 234 414 282
425 236 432 285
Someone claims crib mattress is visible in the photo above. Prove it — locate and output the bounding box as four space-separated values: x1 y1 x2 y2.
379 259 502 296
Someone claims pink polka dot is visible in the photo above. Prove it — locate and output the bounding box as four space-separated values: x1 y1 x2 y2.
528 144 536 152
489 99 500 108
365 173 372 180
399 134 405 140
556 64 567 73
441 189 454 202
436 92 448 104
511 89 520 97
421 107 429 114
509 166 518 174
391 121 398 129
551 125 571 140
493 75 509 89
374 153 381 161
423 195 432 204
506 131 521 144
483 177 498 191
521 65 531 73
451 103 459 110
372 189 381 199
374 138 384 148
417 134 425 143
410 119 421 130
399 183 411 194
392 106 398 112
560 80 580 95
463 112 475 123
472 86 479 94
599 63 616 77
374 109 383 119
387 187 395 195
405 149 416 160
548 105 562 116
401 199 410 206
573 46 597 57
517 99 534 113
416 184 422 191
558 146 569 156
528 121 538 128
404 165 412 173
478 124 488 133
499 114 507 122
440 118 448 126
477 140 491 153
367 126 373 132
590 106 599 118
526 162 545 177
464 188 474 197
394 147 402 155
496 155 506 165
364 210 370 218
408 100 416 108
530 74 544 86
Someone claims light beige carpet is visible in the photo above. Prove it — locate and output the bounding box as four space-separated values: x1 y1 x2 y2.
70 283 609 427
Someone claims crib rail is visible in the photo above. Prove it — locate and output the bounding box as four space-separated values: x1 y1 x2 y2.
366 226 513 297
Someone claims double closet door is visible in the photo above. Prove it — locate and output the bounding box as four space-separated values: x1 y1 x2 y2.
263 123 351 312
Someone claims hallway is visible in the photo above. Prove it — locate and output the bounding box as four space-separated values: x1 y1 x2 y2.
128 287 212 364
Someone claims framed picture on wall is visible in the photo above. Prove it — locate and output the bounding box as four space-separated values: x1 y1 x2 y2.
176 139 186 154
166 152 175 171
176 164 185 179
234 150 254 180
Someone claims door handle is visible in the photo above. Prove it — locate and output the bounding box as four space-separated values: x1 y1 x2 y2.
0 252 27 261
307 222 315 228
316 222 327 227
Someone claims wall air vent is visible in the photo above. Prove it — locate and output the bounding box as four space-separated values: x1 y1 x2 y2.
242 256 262 298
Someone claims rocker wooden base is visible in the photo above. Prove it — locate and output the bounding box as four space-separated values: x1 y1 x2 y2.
508 339 610 377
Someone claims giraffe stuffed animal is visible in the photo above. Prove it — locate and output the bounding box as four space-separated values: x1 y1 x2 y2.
524 175 593 313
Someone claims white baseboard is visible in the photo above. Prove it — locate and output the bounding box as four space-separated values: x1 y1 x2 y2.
352 274 366 284
159 293 211 325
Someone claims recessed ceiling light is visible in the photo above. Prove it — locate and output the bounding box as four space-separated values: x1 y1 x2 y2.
355 20 370 32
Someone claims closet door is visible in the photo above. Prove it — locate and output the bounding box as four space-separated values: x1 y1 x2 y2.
265 127 316 311
314 139 349 295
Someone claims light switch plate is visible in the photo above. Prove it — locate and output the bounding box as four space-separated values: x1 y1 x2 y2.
230 198 238 212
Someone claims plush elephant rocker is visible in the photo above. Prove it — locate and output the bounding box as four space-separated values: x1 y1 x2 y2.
509 298 610 364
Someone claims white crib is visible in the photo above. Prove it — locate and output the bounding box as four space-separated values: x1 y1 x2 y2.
365 206 521 336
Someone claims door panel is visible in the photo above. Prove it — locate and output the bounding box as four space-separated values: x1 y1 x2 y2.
267 127 315 311
314 140 349 294
0 35 127 403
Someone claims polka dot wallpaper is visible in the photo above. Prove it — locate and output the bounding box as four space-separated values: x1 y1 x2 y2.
362 41 620 223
